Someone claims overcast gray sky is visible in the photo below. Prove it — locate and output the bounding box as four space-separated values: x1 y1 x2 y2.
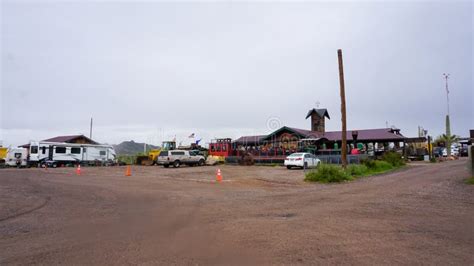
1 0 473 146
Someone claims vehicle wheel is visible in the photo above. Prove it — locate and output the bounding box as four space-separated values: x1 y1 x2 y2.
164 164 169 168
173 160 181 168
198 159 205 166
287 165 292 169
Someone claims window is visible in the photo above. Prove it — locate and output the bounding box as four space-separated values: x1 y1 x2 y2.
55 147 66 153
211 145 215 152
83 147 87 153
42 146 46 154
216 145 221 152
99 151 106 156
14 153 22 159
159 151 169 156
171 151 185 156
71 147 81 154
222 145 227 151
31 146 38 154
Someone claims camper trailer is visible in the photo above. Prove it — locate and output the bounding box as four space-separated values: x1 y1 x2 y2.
5 147 28 167
27 141 117 167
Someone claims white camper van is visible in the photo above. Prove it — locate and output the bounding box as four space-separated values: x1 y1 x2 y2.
5 147 28 167
27 141 117 167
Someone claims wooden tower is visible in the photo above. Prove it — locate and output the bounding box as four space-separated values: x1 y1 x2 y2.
305 108 330 134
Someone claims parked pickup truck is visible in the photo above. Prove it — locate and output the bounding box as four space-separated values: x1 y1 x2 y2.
157 150 205 168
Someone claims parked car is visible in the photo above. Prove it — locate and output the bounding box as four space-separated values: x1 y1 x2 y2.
157 150 205 168
284 153 321 169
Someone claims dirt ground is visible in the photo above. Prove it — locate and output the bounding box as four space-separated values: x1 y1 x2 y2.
0 159 473 265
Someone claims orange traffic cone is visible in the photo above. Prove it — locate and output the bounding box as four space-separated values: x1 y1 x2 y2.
125 165 131 176
76 165 81 175
216 168 222 182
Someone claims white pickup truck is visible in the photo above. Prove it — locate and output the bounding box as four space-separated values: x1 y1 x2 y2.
157 150 205 168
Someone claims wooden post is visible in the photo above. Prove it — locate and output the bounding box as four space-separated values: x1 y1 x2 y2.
338 49 348 168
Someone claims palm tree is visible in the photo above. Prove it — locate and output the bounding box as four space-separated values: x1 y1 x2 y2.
435 134 459 156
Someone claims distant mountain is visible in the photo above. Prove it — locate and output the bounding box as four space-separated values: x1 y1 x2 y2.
113 141 160 155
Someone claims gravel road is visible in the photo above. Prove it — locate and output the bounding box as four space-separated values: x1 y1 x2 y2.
0 159 473 265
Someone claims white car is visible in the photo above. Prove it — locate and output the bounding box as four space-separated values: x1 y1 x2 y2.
284 153 321 169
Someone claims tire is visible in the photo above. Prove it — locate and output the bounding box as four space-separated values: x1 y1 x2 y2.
173 160 181 168
287 165 292 169
164 164 169 168
198 159 205 166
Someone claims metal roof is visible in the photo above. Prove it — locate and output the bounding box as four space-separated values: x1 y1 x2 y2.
42 135 99 144
305 108 330 120
234 127 406 145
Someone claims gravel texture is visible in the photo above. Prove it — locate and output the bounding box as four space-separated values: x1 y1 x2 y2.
0 159 473 265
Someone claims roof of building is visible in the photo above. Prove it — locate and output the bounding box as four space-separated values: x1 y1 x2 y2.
305 108 330 120
42 135 99 144
233 135 267 145
233 126 405 145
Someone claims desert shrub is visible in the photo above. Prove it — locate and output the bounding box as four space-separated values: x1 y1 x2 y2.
465 177 474 185
346 164 368 176
371 160 393 172
361 158 376 168
305 164 352 183
382 151 405 167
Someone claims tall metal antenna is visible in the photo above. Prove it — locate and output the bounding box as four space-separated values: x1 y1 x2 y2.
443 73 450 116
90 117 93 139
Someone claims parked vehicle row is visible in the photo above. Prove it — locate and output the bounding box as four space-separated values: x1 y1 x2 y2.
1 141 117 168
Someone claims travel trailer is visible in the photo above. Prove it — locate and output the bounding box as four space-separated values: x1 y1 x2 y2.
26 141 117 167
5 147 28 167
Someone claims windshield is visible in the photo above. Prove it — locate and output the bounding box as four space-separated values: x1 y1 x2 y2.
288 153 304 157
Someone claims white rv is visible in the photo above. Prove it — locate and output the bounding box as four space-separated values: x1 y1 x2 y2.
5 147 28 167
27 141 117 167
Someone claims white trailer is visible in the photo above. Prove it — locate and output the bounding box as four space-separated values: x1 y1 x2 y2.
27 141 117 167
5 147 28 167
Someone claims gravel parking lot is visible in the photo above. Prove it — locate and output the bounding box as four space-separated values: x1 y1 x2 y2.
0 159 473 265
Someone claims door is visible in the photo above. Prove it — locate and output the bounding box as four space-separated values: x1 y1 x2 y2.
48 145 54 160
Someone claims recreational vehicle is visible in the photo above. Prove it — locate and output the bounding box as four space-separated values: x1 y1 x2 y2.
27 141 117 167
5 147 28 167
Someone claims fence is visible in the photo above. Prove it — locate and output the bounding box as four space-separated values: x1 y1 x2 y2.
225 154 370 165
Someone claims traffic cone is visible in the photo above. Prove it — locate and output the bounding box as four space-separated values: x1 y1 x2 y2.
125 165 131 176
216 168 222 182
76 165 81 175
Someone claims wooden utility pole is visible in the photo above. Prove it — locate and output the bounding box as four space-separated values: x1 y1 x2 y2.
337 49 348 168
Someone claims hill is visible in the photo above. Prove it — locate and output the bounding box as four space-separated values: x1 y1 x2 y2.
113 141 160 155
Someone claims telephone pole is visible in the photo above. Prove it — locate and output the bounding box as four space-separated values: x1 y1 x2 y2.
338 49 348 168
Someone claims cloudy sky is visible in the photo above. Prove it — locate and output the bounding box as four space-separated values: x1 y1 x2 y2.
1 0 472 146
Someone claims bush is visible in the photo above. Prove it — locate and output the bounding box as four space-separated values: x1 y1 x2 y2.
370 160 394 172
465 177 474 185
382 151 405 167
346 164 368 176
305 164 352 183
